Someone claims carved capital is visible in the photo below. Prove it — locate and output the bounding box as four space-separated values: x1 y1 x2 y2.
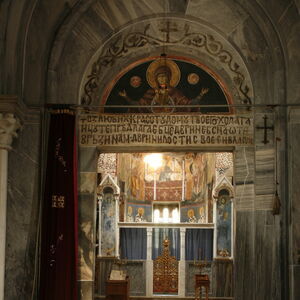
0 113 22 150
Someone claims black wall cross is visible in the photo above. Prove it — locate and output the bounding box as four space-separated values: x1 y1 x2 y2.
256 114 274 144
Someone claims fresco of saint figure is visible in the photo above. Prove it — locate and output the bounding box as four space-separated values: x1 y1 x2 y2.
127 205 133 222
187 208 197 223
119 58 209 113
198 206 206 223
130 154 145 201
135 207 145 222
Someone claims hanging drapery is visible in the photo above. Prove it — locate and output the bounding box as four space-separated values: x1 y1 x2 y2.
39 112 78 300
152 228 180 260
185 229 213 260
120 228 147 259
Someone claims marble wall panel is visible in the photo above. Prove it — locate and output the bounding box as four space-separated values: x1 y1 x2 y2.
5 123 40 300
290 114 300 300
254 211 281 300
186 0 249 35
125 261 146 296
78 193 95 281
256 0 293 21
92 0 167 30
79 172 97 194
255 194 274 210
78 146 98 172
73 11 110 48
255 113 275 146
56 32 95 103
255 147 275 196
234 146 255 184
234 211 255 300
211 260 233 297
290 121 300 264
94 259 114 296
168 0 188 13
185 262 213 296
235 183 255 211
94 259 145 296
230 16 268 71
78 281 93 300
292 266 300 300
286 21 300 105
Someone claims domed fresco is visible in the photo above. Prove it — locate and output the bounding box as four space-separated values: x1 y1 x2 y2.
103 56 231 113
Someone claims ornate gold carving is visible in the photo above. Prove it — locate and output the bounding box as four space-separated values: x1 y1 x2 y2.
153 239 178 294
81 20 251 106
217 249 230 257
55 137 67 172
51 195 65 208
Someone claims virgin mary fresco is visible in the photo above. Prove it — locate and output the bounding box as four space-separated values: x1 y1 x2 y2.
103 56 230 113
119 58 208 113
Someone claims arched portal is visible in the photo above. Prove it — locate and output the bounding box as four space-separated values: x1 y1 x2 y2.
46 8 280 300
77 52 253 299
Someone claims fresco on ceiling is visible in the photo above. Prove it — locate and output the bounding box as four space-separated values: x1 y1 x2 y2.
103 57 230 113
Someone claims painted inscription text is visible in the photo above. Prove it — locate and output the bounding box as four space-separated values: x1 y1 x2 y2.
79 114 253 147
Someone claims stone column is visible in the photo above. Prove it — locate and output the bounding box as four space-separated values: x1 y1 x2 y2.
0 113 21 300
179 228 186 297
146 227 153 296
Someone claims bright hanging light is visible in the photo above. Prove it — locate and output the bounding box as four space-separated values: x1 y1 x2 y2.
143 153 163 170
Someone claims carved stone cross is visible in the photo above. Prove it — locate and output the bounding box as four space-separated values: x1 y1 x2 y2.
256 114 274 144
160 20 178 43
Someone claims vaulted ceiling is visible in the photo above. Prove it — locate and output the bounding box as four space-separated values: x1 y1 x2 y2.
1 0 300 107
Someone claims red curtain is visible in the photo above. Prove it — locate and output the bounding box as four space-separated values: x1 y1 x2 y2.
40 112 78 299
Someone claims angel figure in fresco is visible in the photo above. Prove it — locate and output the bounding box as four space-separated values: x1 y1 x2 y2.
119 58 209 112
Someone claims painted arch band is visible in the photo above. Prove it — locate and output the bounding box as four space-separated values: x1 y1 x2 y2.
79 114 253 147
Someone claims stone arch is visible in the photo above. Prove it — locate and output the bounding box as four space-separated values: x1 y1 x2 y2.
43 0 287 109
78 16 254 109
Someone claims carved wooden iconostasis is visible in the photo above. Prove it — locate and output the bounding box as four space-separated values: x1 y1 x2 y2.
95 152 234 298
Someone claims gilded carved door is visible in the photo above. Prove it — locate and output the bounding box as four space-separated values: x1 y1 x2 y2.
153 239 178 294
